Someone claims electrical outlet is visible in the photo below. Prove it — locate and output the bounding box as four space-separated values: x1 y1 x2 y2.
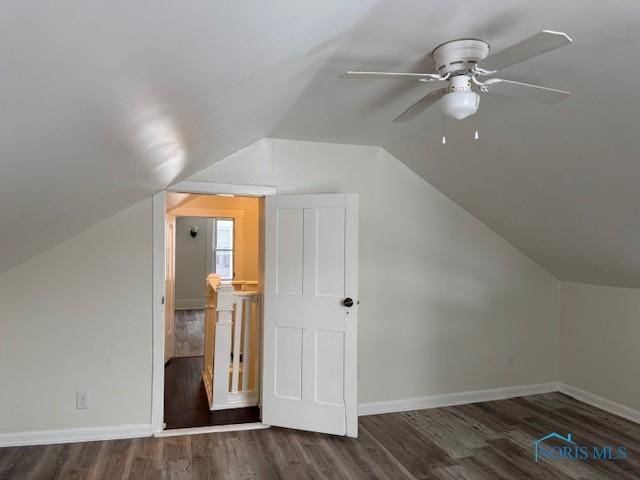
507 353 515 367
76 391 89 410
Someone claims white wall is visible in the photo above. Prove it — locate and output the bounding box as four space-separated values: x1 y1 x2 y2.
191 139 561 403
174 216 209 309
0 199 152 434
0 138 571 439
560 282 640 411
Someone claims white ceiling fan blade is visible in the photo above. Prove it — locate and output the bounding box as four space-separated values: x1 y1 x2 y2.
479 30 572 72
343 71 443 82
483 78 570 104
393 88 448 123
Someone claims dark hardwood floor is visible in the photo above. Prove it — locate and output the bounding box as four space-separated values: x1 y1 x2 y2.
164 355 260 429
174 309 205 358
3 392 640 479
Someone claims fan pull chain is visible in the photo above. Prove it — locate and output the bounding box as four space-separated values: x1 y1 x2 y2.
441 114 447 145
473 109 480 140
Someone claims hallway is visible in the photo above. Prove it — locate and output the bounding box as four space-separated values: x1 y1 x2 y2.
174 309 205 358
164 356 260 430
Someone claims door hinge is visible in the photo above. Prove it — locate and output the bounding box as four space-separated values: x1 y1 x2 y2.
161 296 165 305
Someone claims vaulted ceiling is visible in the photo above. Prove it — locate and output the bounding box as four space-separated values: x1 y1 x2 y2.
2 0 639 286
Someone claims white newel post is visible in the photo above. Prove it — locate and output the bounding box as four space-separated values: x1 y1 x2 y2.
212 282 235 409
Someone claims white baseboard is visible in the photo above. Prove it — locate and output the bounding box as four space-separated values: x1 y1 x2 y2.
558 383 640 424
4 384 637 447
0 424 152 448
358 382 640 425
175 298 205 310
358 382 559 416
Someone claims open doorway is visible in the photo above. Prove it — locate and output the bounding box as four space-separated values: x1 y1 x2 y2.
163 192 263 430
153 186 358 438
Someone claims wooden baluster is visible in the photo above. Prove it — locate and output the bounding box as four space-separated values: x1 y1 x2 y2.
231 297 243 394
241 297 252 393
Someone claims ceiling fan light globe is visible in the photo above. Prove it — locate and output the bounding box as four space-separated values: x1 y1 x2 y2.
441 91 479 120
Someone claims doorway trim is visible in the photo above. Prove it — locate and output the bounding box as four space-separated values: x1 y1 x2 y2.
151 180 277 433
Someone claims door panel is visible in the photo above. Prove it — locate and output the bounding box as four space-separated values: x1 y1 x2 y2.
263 193 358 437
315 207 345 297
274 327 303 400
315 330 345 405
275 208 304 295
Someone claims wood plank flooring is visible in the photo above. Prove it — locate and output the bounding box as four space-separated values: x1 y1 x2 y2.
3 392 640 479
164 355 260 429
174 309 205 358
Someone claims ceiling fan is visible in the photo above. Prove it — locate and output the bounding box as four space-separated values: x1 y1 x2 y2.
343 30 572 122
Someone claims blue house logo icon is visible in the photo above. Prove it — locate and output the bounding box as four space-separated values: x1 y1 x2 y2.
531 433 576 462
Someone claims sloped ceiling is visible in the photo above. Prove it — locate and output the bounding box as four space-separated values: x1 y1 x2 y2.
1 0 639 287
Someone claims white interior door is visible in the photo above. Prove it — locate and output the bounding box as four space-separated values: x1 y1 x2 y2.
263 193 358 437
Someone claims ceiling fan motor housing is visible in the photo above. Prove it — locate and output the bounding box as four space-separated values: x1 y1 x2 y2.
448 75 472 92
434 39 488 120
433 39 490 75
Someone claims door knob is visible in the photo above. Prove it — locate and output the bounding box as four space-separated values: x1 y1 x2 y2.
342 297 354 308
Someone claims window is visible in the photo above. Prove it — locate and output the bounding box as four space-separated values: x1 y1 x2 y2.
213 219 234 280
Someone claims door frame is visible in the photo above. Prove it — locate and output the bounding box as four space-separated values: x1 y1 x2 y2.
151 181 276 433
